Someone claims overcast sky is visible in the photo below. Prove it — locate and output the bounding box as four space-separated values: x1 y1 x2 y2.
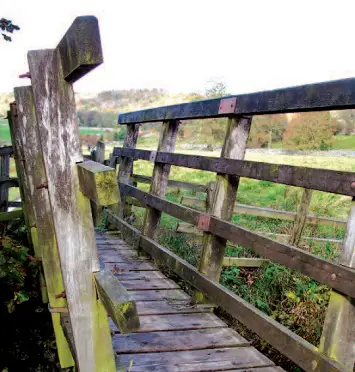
1 0 355 95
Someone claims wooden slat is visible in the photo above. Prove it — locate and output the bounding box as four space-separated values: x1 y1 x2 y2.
119 77 355 124
94 270 140 333
142 119 180 239
57 16 103 83
222 257 268 268
119 347 275 371
114 147 355 196
131 173 208 192
28 48 114 371
98 249 149 261
105 261 156 272
112 328 249 353
120 278 180 290
113 270 166 281
113 186 355 298
135 300 213 315
128 289 190 302
229 368 285 372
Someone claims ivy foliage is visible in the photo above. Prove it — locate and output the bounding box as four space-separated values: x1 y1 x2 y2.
0 18 20 42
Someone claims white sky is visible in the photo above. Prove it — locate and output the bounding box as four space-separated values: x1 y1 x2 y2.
1 0 355 95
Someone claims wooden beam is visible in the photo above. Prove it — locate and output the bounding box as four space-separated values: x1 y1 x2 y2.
289 189 313 246
0 146 13 156
143 120 180 238
105 211 344 372
94 270 140 334
28 49 115 371
0 209 23 221
95 141 105 164
14 86 73 367
130 173 208 192
113 147 355 196
119 78 355 124
77 161 119 206
118 183 355 298
222 257 268 267
0 154 10 212
56 16 103 83
198 116 251 286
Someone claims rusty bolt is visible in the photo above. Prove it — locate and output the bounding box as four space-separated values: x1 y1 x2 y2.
351 181 355 190
19 72 31 79
55 291 66 299
331 273 337 281
36 183 48 190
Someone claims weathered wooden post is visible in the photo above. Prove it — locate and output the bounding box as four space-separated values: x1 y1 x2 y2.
16 16 116 371
319 197 355 369
195 113 252 302
0 153 10 212
142 120 180 238
96 140 105 164
289 188 312 246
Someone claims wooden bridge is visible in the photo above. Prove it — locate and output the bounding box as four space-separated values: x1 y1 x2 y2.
6 15 355 372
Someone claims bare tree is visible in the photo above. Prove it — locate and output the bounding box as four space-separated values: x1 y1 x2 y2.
0 18 20 41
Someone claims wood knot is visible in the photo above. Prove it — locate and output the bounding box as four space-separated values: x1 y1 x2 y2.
330 273 336 281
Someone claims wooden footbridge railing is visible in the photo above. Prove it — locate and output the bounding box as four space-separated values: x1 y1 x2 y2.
7 15 355 372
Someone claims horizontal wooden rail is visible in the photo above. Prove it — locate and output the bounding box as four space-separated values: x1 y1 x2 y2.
177 222 343 249
118 78 355 124
130 174 208 192
104 209 343 372
0 178 19 189
113 147 355 197
118 182 355 298
0 146 13 156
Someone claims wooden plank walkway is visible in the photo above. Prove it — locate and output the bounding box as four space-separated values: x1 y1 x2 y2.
96 231 284 372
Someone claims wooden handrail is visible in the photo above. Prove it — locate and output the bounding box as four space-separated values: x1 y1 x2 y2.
118 182 355 298
113 147 355 196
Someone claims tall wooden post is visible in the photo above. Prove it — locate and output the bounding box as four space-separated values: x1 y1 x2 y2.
289 188 312 246
319 197 355 369
96 140 105 164
142 120 180 238
25 16 115 371
117 124 139 218
12 87 73 367
195 115 252 302
0 154 10 212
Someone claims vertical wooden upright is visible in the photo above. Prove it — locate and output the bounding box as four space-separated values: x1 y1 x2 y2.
117 124 139 218
289 188 312 246
25 16 115 372
319 197 355 369
0 154 10 212
196 115 252 301
96 140 105 164
12 87 73 367
142 120 180 238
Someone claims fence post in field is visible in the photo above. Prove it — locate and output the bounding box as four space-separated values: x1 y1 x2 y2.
96 140 105 164
142 120 180 238
116 124 139 218
0 153 10 212
289 188 313 246
26 16 115 371
319 197 355 369
11 88 73 367
195 114 252 302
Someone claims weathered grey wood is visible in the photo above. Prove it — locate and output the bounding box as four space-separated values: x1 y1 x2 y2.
198 116 251 290
95 141 105 164
77 160 119 206
134 300 212 315
319 198 355 370
117 124 139 218
143 120 180 238
130 173 208 192
14 87 73 367
28 49 115 371
181 196 346 228
222 257 269 268
289 189 313 246
94 270 140 334
118 77 355 124
113 271 167 281
114 184 355 298
60 314 78 366
57 16 103 83
0 154 10 212
119 347 275 371
113 147 355 196
105 261 157 272
120 278 180 290
128 289 190 302
112 328 248 353
109 153 117 169
0 145 13 156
